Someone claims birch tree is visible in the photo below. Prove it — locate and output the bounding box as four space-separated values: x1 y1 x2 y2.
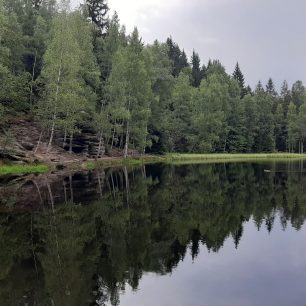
108 28 152 157
38 1 82 151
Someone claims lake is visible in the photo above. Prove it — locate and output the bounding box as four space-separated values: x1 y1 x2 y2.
0 161 306 306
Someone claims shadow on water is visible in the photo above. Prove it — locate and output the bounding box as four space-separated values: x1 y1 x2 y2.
0 161 306 305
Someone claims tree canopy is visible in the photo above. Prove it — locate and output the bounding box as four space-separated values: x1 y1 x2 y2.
1 0 306 156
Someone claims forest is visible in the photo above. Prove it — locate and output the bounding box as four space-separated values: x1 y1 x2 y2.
1 0 306 157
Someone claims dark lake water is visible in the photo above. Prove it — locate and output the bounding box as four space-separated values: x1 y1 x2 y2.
1 161 306 306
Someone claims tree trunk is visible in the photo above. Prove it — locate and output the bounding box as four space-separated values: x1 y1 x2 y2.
111 129 115 150
299 141 301 154
48 113 56 151
63 128 67 148
29 51 37 110
69 132 73 154
124 121 130 159
97 131 103 158
47 51 63 151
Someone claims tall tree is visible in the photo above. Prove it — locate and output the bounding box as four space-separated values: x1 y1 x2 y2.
86 0 109 36
253 81 275 152
38 3 86 151
144 40 174 153
242 94 258 152
191 50 202 88
292 80 306 110
193 73 227 152
108 28 152 157
163 72 194 152
232 62 246 98
166 37 189 77
287 102 298 152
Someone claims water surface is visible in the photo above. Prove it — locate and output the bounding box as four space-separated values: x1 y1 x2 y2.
0 161 306 306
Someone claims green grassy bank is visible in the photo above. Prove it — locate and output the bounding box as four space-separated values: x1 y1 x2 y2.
0 164 49 175
165 153 306 164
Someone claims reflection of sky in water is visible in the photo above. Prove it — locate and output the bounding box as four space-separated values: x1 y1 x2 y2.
118 219 306 306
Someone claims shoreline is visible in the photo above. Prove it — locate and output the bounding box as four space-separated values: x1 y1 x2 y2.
1 153 306 175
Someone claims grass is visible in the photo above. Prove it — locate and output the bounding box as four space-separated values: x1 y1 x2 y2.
0 164 49 175
164 153 306 164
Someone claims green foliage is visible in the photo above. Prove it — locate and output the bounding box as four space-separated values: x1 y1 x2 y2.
108 28 152 152
1 0 306 157
191 50 202 87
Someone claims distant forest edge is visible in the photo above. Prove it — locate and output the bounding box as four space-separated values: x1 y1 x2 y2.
1 0 306 159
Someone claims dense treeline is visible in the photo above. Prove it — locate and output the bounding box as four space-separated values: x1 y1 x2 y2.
1 0 306 155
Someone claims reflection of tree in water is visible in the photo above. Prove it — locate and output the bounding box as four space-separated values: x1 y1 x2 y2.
0 162 306 305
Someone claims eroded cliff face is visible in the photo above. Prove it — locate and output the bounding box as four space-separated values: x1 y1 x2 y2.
0 118 107 164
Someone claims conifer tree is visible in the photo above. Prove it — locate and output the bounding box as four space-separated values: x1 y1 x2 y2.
191 50 202 87
232 62 246 98
266 78 277 97
86 0 109 36
166 37 189 77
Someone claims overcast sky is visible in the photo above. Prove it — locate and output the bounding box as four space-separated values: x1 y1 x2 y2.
72 0 306 90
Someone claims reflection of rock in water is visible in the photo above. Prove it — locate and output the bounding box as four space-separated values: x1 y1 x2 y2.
0 168 127 210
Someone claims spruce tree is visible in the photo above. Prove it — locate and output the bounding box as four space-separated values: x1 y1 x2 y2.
86 0 109 36
191 50 202 87
266 78 277 97
232 62 246 98
166 37 189 77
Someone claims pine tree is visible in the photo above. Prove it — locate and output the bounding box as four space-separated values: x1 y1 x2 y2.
166 37 189 77
232 62 246 98
86 0 109 36
191 50 202 87
266 78 277 97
